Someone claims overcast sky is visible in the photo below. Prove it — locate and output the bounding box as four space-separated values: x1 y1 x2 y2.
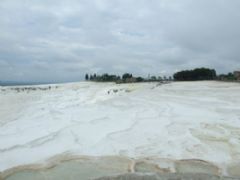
0 0 240 82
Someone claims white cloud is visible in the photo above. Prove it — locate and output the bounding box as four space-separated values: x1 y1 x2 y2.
0 0 240 82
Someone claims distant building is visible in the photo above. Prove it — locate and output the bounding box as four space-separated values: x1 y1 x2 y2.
234 71 240 80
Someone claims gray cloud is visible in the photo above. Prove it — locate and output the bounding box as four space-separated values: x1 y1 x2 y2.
0 0 240 82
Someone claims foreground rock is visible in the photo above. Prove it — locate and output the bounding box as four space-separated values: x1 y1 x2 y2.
1 156 240 180
95 173 238 180
1 81 240 172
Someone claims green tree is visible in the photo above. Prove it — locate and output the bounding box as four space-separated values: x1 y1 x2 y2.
151 76 157 81
90 75 93 80
85 74 89 81
122 73 132 80
174 68 217 81
136 77 144 82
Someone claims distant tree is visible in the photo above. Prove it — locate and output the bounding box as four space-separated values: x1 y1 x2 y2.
218 72 236 81
87 73 146 84
122 73 132 80
158 76 163 81
89 73 120 82
136 77 144 82
151 76 157 81
90 75 93 81
174 68 217 81
85 74 89 81
227 72 235 79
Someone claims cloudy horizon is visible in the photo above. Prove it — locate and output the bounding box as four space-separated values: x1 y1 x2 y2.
0 0 240 83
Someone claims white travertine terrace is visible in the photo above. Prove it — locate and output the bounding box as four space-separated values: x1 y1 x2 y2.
0 81 240 176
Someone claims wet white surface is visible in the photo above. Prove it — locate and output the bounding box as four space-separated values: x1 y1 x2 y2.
0 81 240 171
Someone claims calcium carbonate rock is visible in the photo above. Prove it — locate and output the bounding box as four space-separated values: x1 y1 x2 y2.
227 163 240 178
94 173 238 180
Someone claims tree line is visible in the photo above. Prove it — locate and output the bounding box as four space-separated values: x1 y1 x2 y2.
85 73 172 83
173 68 217 81
84 68 239 83
217 72 238 81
